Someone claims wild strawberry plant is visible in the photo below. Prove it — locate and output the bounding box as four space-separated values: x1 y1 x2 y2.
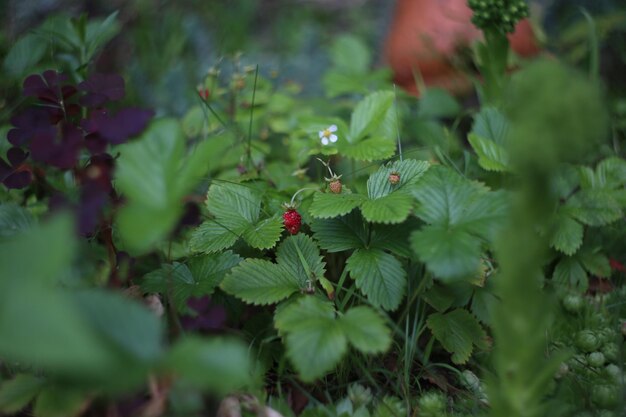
0 3 625 417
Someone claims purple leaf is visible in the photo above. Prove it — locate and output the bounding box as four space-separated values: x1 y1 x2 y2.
29 124 83 170
83 108 154 145
3 171 32 189
23 70 71 104
1 148 32 189
7 147 28 166
8 107 59 146
78 73 125 107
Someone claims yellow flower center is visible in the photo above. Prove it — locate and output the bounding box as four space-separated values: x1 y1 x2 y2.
323 129 331 138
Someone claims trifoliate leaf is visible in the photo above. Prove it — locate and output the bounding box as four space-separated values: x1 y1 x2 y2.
274 297 391 382
340 306 391 353
309 192 366 219
190 182 281 253
311 210 368 252
550 212 583 256
346 248 406 311
411 166 506 281
426 309 487 364
468 133 510 172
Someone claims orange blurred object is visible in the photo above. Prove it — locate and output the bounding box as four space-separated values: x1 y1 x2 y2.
385 0 541 95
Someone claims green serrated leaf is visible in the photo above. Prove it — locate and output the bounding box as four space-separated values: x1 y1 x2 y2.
309 192 366 219
471 106 509 145
346 249 406 311
0 374 44 414
361 193 414 224
411 166 506 280
550 213 583 255
426 309 487 364
276 234 326 282
207 182 261 224
350 91 395 142
579 250 611 278
366 159 430 199
242 216 283 250
311 210 368 252
190 219 243 253
370 221 416 258
221 259 301 305
411 225 482 282
340 306 391 353
285 320 346 382
274 296 336 334
567 189 622 226
339 137 397 162
142 252 241 312
468 133 510 172
275 297 346 381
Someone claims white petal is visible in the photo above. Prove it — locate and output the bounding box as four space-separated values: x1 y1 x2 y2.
318 131 324 139
329 124 338 132
321 137 329 145
330 134 338 143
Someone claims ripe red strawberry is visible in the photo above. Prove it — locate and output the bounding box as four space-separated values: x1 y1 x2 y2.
283 208 302 235
388 171 401 185
329 179 342 194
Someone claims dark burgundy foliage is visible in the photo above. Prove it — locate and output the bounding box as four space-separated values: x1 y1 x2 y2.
29 124 83 169
181 296 227 331
82 107 154 146
78 73 125 107
8 107 60 146
3 69 153 235
23 70 76 104
0 148 32 189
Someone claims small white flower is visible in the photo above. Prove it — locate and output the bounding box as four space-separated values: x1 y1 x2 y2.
319 124 338 146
